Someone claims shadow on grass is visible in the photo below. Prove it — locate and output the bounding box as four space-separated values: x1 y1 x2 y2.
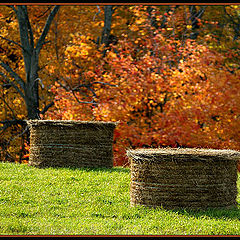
130 203 240 221
31 164 130 174
73 166 130 174
168 205 240 221
87 166 130 173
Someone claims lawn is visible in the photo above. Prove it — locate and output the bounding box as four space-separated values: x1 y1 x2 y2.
1 161 240 236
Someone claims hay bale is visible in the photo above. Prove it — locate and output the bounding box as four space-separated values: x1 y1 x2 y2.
127 148 240 210
27 120 117 168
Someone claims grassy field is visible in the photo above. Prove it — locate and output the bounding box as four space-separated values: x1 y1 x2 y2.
1 162 240 236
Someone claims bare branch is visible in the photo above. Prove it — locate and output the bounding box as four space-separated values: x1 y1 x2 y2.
0 61 25 90
189 5 207 25
71 91 98 105
35 78 44 89
35 6 52 19
39 101 54 115
42 40 51 46
0 35 28 53
0 72 25 99
57 77 98 105
53 13 60 60
0 95 16 118
5 124 29 148
36 6 60 55
196 6 207 19
71 84 97 100
93 5 101 21
8 5 18 14
0 119 26 131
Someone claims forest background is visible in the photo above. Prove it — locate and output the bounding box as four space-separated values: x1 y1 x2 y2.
0 4 240 167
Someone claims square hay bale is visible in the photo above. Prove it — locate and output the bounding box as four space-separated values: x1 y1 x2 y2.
27 120 117 168
127 148 240 210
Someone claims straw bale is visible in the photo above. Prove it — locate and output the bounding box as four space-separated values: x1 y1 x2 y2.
127 148 240 210
27 120 117 168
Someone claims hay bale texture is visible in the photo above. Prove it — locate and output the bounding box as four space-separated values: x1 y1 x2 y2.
27 120 117 168
127 148 240 210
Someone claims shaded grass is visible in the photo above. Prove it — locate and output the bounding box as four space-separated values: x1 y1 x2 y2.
0 162 240 235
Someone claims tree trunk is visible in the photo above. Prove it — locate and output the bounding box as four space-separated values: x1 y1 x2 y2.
101 6 113 47
15 5 60 120
24 51 40 119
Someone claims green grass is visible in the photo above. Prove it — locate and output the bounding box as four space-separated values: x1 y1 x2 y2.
1 162 240 236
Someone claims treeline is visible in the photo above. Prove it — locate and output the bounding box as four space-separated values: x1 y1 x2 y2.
0 5 239 165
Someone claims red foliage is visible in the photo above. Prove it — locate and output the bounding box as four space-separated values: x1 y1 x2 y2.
46 6 240 167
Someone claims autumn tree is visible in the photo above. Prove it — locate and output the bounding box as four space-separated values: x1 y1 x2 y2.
0 5 60 161
46 5 240 166
0 5 117 161
1 5 59 119
1 4 240 166
92 5 240 166
45 5 117 120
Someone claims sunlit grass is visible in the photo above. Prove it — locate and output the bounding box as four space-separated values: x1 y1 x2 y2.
0 162 240 235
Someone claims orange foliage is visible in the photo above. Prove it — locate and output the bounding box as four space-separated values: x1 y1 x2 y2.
1 5 240 166
47 6 240 166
